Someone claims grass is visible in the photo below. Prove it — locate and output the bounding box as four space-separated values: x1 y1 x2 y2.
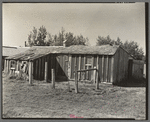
2 73 146 119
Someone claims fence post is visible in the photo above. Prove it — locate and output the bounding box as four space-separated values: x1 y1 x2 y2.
51 69 55 89
75 65 78 93
29 61 33 85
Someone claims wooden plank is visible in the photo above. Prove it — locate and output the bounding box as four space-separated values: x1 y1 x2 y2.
9 60 11 74
29 61 33 85
91 56 94 81
78 55 81 80
39 58 41 80
71 56 75 79
48 55 51 80
45 61 48 82
101 55 104 82
77 68 97 72
43 57 45 79
36 59 38 80
68 55 72 79
105 55 108 82
74 56 77 79
83 55 86 80
4 59 7 72
56 55 58 76
6 60 9 73
96 55 99 89
108 56 111 83
63 55 65 74
51 69 55 89
110 56 114 83
75 65 78 93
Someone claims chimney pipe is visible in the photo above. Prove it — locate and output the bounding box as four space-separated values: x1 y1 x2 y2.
63 40 66 47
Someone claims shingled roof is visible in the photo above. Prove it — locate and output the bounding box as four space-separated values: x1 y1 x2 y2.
3 46 30 57
6 45 120 61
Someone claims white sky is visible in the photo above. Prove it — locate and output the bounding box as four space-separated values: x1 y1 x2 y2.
3 3 145 54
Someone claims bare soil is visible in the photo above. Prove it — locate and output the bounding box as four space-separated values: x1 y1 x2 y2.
2 73 146 119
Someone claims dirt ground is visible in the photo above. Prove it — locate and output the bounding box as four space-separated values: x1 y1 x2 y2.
2 73 146 119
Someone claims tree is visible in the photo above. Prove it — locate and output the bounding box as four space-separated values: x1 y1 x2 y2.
27 26 88 47
27 26 47 46
123 40 144 60
96 35 144 60
36 26 47 46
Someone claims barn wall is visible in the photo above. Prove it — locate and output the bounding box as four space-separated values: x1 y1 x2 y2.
132 60 144 79
68 54 114 83
113 48 130 84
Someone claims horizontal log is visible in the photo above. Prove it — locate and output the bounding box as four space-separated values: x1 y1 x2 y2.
75 68 98 72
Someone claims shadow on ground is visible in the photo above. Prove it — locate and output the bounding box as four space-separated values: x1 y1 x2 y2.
114 78 146 87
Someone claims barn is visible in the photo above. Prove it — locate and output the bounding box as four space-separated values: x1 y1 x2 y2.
4 44 136 85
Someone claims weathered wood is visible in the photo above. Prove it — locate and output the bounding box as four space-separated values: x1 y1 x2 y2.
39 58 41 80
45 61 48 82
68 55 72 79
96 55 99 89
36 60 38 79
42 57 44 79
16 60 19 71
9 60 11 74
7 60 9 73
101 55 104 82
51 69 55 89
29 61 33 85
74 56 77 78
75 65 78 93
105 55 108 82
83 55 86 80
110 56 114 83
4 59 6 72
78 55 81 80
77 68 97 72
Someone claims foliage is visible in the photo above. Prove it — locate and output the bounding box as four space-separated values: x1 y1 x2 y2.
27 27 88 47
96 35 144 60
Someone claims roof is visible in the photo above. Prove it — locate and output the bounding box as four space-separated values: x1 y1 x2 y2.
6 46 64 61
59 45 119 55
3 46 30 57
6 45 122 61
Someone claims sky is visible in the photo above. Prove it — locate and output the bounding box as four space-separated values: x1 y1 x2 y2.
3 3 145 54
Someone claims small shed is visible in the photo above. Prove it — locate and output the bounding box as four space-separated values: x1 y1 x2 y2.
2 46 29 71
5 45 134 84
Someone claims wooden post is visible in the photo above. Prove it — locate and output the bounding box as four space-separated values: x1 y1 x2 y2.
75 65 78 93
101 55 104 82
93 66 96 83
29 61 33 85
96 55 99 89
45 61 48 82
78 55 81 80
51 69 55 89
16 60 19 71
110 56 114 83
